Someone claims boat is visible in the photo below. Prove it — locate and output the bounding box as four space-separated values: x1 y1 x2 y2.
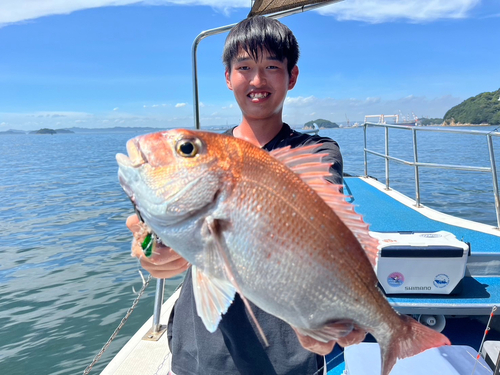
92 1 500 374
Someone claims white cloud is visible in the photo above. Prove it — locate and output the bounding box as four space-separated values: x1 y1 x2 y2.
0 0 248 26
283 94 462 125
319 0 480 23
0 0 481 27
175 103 187 108
113 107 119 111
285 95 316 106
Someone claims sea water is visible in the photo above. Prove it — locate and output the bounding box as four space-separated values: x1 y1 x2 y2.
0 126 498 375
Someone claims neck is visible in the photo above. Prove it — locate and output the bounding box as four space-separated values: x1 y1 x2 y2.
233 117 283 147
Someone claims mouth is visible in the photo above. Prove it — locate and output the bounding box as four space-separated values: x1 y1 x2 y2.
116 138 148 199
248 91 270 102
116 138 147 168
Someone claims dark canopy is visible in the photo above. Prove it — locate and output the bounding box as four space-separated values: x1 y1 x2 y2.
248 0 336 17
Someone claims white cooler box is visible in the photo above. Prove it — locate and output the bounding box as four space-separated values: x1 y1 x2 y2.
345 343 492 375
371 231 469 295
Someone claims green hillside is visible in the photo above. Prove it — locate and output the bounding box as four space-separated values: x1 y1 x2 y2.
444 88 500 125
304 119 339 129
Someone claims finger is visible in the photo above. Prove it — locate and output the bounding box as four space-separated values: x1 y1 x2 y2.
336 327 367 347
148 246 185 265
126 214 141 232
292 327 336 356
143 261 191 279
140 255 189 271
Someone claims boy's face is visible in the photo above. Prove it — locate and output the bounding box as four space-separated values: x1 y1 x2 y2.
225 48 298 124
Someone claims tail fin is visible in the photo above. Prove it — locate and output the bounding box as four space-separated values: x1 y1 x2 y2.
380 315 451 375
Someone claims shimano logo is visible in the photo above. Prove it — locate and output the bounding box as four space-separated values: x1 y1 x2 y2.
405 286 432 291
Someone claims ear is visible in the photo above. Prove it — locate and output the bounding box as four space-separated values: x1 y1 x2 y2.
288 65 299 90
225 69 233 91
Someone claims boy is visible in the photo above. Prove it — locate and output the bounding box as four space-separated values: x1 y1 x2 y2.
127 16 364 374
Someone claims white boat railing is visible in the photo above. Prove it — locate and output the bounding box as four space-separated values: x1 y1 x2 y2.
362 122 500 229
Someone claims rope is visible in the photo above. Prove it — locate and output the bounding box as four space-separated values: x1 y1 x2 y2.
82 273 153 375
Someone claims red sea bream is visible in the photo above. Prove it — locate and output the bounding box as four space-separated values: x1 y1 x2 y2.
116 129 451 375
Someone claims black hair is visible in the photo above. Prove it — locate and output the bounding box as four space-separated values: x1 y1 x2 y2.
222 16 299 76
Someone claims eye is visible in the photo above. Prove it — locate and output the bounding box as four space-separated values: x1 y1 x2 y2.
176 139 199 157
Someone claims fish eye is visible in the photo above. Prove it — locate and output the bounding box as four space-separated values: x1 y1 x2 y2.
176 139 198 157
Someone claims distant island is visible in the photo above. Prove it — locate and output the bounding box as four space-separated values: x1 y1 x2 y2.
0 126 203 136
444 88 500 125
29 128 75 134
304 119 339 129
0 129 26 135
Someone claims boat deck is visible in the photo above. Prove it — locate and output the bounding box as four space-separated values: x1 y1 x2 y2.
345 176 500 315
345 177 500 253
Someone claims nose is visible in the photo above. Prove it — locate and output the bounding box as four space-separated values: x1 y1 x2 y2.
250 68 267 87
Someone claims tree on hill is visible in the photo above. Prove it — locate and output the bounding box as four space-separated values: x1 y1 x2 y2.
444 88 500 125
35 128 57 135
420 118 444 126
304 119 339 129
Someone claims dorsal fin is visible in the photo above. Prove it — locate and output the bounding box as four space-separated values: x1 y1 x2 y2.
269 144 379 267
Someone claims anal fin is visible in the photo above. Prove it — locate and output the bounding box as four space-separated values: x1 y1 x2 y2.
294 320 354 343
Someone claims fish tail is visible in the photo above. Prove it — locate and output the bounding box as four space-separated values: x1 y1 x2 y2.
379 314 451 375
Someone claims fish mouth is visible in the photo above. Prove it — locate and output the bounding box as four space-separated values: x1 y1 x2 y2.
116 138 148 200
116 138 147 169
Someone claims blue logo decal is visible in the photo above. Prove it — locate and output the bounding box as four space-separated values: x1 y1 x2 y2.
434 274 450 288
387 272 404 287
419 233 441 238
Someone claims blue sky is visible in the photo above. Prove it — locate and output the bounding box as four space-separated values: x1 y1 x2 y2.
1 0 499 130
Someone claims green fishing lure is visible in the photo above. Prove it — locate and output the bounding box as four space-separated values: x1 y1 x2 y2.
141 232 156 258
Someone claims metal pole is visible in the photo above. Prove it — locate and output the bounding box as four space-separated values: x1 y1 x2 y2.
385 126 390 190
364 124 368 177
192 24 235 129
412 128 421 207
487 134 500 228
152 278 165 333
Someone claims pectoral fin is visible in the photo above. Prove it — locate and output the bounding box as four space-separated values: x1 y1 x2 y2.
197 216 269 346
191 265 236 332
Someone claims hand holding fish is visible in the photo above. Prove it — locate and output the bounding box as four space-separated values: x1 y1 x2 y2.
293 325 367 355
126 214 190 279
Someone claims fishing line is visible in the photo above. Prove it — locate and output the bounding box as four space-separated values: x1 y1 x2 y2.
310 350 344 375
132 269 147 295
471 305 497 375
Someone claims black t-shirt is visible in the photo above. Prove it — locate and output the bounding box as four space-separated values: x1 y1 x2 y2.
168 123 343 375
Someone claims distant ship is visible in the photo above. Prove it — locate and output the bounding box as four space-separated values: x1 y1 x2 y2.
364 112 418 126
